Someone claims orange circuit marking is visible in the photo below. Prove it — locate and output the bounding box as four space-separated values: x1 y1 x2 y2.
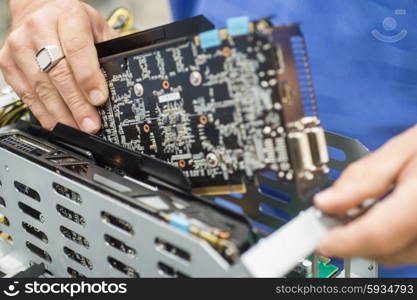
199 115 208 125
178 159 186 168
162 80 170 89
143 124 151 133
222 47 231 57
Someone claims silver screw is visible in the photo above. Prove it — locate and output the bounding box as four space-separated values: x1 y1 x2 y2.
263 126 272 135
189 71 202 86
274 102 282 110
4 165 9 172
133 83 144 97
206 153 219 167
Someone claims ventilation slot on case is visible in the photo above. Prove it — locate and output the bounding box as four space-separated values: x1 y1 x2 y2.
155 238 191 262
104 234 136 257
63 246 93 270
52 182 82 204
0 196 5 207
67 267 86 278
60 226 89 248
18 202 44 223
56 205 86 226
101 211 133 235
26 241 52 262
14 181 40 202
157 262 189 278
22 222 48 243
108 256 139 278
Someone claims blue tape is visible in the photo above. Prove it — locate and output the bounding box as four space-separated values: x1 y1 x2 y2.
227 16 250 36
169 214 190 232
199 29 221 49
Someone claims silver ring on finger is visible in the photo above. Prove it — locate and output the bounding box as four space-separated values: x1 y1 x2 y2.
36 45 65 72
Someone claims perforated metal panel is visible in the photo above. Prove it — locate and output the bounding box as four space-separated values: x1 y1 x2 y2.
0 147 251 277
0 130 377 277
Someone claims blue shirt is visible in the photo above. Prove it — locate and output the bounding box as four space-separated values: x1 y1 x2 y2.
170 0 417 278
171 0 417 152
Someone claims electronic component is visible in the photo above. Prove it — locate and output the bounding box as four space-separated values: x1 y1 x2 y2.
97 16 329 198
287 257 339 278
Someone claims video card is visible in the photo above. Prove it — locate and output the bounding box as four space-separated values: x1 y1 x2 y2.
96 16 329 198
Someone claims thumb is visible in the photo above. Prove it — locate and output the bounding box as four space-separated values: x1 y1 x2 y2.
315 125 417 213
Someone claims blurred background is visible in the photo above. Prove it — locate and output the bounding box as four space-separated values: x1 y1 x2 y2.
0 0 172 88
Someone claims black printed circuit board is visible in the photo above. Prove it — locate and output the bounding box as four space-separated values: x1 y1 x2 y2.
97 16 329 197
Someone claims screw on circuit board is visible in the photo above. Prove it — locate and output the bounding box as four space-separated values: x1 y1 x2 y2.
206 153 219 167
189 71 202 86
263 126 272 135
133 83 144 97
274 102 282 110
285 171 293 181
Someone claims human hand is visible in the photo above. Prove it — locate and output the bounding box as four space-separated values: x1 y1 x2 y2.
315 125 417 266
0 0 118 132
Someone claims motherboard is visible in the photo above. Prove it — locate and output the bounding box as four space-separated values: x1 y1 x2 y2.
97 16 329 197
